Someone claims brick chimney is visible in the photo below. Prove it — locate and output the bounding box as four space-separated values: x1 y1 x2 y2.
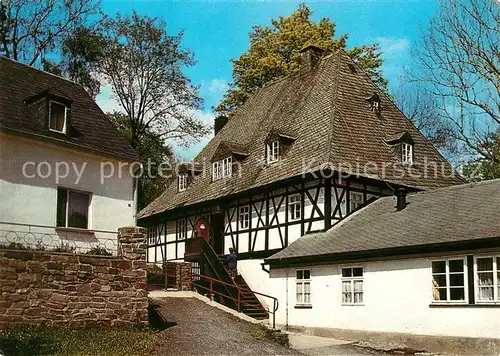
299 45 325 73
214 116 228 135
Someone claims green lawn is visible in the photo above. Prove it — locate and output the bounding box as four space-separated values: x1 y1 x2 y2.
0 326 160 356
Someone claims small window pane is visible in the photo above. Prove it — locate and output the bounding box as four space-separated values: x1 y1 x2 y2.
50 102 66 132
354 292 363 304
478 272 494 286
438 288 447 301
56 188 67 227
477 258 493 271
433 275 447 288
67 191 89 229
303 270 310 279
353 280 363 292
449 274 464 287
296 270 303 279
304 282 310 293
478 287 494 300
342 268 352 278
296 283 303 294
449 259 464 273
353 267 363 277
450 288 465 301
342 280 352 293
432 261 446 274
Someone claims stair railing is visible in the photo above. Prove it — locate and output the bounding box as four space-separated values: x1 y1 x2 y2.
192 273 279 328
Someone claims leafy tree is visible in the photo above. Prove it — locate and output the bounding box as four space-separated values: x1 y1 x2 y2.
412 0 499 167
109 112 177 210
215 3 386 115
0 0 100 66
100 12 209 150
462 131 500 181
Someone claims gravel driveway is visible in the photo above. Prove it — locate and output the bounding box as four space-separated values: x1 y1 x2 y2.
151 297 299 356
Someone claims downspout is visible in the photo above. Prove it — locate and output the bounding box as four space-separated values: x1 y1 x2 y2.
284 266 289 330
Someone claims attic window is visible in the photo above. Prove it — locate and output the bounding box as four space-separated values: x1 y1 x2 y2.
365 93 381 114
402 143 413 164
267 140 280 163
49 101 67 133
178 174 188 192
212 156 232 181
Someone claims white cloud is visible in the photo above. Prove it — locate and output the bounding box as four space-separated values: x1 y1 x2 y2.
95 83 123 114
207 78 229 95
376 37 410 58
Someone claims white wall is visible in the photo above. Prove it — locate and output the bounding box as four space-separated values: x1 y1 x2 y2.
0 134 136 253
269 256 500 339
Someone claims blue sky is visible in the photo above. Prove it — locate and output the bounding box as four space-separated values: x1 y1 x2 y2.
96 0 438 159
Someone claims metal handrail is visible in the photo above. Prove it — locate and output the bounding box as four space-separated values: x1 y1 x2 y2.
0 221 117 234
193 273 279 328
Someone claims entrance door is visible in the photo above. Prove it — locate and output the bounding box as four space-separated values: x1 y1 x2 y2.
211 213 225 255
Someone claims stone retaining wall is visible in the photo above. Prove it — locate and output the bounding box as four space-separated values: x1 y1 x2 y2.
0 226 149 328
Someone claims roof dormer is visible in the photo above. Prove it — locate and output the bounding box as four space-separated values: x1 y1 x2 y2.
24 87 73 135
365 92 381 115
177 162 203 192
264 129 297 164
385 131 415 165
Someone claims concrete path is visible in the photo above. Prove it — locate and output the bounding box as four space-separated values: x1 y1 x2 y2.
150 291 386 355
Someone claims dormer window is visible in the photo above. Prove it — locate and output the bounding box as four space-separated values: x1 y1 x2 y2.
365 93 381 114
49 101 67 133
267 140 280 163
212 156 232 181
402 143 413 164
178 174 188 192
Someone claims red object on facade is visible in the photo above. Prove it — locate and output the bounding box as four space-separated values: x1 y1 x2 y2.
193 218 210 242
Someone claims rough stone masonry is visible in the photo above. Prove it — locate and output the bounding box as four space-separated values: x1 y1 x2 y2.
0 227 149 328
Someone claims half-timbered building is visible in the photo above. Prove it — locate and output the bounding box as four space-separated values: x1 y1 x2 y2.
137 47 463 301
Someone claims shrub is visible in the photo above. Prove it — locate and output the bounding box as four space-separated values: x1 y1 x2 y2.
86 246 112 256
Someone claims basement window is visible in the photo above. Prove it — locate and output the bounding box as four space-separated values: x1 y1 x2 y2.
431 258 467 303
296 270 311 305
342 267 364 305
56 188 90 229
49 101 68 133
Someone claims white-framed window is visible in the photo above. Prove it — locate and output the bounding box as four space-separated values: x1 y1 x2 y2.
56 187 91 229
148 228 156 245
178 174 188 192
431 258 467 303
49 101 67 133
296 270 311 305
341 267 364 304
475 256 500 303
289 194 301 221
267 140 280 163
349 191 364 212
177 218 188 240
239 205 249 229
402 143 413 164
212 156 232 181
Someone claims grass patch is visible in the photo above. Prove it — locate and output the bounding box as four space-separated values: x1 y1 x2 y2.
0 326 160 356
249 323 268 341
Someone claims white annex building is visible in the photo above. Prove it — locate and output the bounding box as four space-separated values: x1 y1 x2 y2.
0 57 139 254
266 179 500 342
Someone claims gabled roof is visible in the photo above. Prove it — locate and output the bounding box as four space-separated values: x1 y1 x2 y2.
266 179 500 264
0 56 138 161
138 50 464 219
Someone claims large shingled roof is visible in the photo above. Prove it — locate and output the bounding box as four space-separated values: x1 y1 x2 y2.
266 179 500 263
0 56 138 161
139 50 463 219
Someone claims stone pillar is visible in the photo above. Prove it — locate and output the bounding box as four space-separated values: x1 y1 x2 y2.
118 227 148 260
176 262 193 291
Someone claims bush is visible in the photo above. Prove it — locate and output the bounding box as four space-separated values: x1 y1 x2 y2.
86 246 112 256
147 264 164 285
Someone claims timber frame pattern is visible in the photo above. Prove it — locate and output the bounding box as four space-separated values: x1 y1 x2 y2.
143 172 398 263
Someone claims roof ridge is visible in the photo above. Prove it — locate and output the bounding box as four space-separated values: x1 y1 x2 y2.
409 178 500 195
0 55 84 89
